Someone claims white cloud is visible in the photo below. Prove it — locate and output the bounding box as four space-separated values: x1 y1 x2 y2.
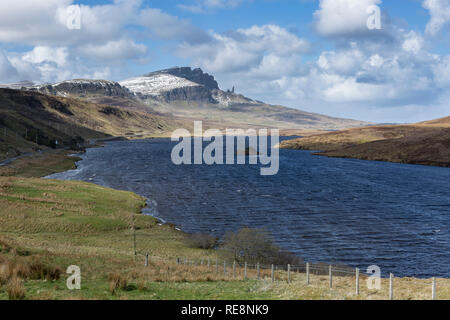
138 8 210 43
317 46 365 75
402 31 424 54
78 39 148 62
0 51 19 83
0 0 207 83
23 47 69 67
314 0 382 37
178 0 247 13
432 55 450 87
179 25 309 73
423 0 450 35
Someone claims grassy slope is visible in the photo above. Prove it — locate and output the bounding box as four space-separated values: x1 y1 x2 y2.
0 150 81 178
0 153 448 300
0 88 188 161
280 116 450 167
146 100 370 131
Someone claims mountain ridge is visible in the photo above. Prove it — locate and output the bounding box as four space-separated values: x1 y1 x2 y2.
1 66 371 130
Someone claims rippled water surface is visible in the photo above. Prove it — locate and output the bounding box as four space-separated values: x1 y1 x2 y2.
47 138 450 277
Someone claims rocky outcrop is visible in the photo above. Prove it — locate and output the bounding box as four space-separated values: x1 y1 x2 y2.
29 80 134 99
120 71 219 104
145 67 219 90
158 86 217 103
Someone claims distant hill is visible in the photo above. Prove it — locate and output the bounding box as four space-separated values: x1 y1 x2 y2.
8 67 370 131
280 116 450 167
0 88 185 161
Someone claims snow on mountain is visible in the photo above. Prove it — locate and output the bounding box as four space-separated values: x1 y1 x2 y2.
119 74 200 97
120 68 257 105
211 89 258 106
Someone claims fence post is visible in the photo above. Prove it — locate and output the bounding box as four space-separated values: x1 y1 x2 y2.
132 226 137 261
329 265 333 289
257 263 260 280
233 261 236 278
356 268 360 295
177 257 180 265
244 262 248 280
288 264 291 284
271 265 275 283
306 263 310 285
223 261 227 277
184 258 187 265
432 277 436 300
389 273 394 300
145 253 149 267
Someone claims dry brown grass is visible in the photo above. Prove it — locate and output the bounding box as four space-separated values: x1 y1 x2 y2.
0 151 81 178
127 259 279 284
6 277 26 300
0 255 62 282
281 118 450 167
108 272 129 295
0 238 62 286
264 271 450 300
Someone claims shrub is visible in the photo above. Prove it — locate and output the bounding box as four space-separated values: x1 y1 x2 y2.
0 263 11 285
185 233 217 249
7 277 26 300
219 228 302 265
27 259 62 281
0 256 62 283
108 272 128 295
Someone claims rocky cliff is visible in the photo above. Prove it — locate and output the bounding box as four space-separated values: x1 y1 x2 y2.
28 80 134 99
120 68 220 104
144 67 219 90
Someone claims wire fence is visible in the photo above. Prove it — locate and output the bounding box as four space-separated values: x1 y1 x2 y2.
134 250 445 300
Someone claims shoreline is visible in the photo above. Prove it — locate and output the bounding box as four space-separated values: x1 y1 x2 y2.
44 138 186 234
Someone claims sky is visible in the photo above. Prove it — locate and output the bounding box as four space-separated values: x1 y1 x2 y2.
0 0 450 123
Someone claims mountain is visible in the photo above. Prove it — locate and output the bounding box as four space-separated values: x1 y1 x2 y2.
144 67 219 90
120 67 370 130
280 116 450 167
7 67 370 130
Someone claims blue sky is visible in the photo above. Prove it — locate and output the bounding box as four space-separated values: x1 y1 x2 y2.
1 0 450 123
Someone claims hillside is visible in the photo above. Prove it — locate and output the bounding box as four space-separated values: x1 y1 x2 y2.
280 117 450 167
0 88 183 161
9 67 370 131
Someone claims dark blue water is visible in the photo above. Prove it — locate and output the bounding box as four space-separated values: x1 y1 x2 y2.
47 138 450 278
